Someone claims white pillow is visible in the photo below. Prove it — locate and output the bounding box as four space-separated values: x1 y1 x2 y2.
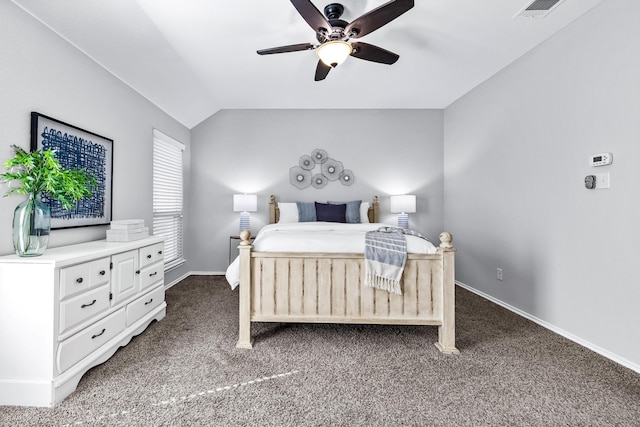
278 202 298 223
360 202 370 223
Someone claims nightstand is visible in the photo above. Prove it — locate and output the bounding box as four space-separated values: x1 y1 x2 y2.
229 235 255 263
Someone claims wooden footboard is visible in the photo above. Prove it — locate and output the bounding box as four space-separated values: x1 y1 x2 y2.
236 231 458 354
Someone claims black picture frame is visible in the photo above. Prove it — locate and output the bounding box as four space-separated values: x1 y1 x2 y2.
30 112 113 229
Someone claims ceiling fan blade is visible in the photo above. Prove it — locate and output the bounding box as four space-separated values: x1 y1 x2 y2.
345 0 414 39
350 42 399 64
257 43 316 55
314 60 331 81
290 0 332 35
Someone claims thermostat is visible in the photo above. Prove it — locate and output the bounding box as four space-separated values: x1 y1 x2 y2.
589 152 612 167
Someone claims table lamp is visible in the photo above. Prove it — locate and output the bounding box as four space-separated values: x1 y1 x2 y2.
233 194 257 233
390 195 416 229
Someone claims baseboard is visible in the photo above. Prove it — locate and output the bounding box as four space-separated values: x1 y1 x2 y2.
188 270 226 276
165 273 190 289
165 271 225 289
456 281 640 375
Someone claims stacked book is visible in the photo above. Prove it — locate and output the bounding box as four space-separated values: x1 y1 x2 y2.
106 219 149 242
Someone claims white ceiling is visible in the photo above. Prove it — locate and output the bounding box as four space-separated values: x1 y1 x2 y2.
12 0 605 129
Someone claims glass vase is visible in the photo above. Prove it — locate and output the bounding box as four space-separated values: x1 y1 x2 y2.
12 193 51 257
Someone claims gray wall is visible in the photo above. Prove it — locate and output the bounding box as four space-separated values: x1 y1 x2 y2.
444 0 640 369
0 2 191 285
188 109 444 273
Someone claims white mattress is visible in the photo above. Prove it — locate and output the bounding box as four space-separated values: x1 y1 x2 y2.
225 223 437 289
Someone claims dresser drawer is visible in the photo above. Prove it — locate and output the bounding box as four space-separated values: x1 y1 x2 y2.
126 285 164 326
57 308 126 374
139 261 163 292
59 284 110 335
139 242 164 269
59 257 110 300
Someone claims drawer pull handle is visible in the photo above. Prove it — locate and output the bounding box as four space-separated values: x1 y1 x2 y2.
136 270 140 275
99 270 106 276
81 299 97 308
91 328 106 339
144 298 154 305
76 277 84 284
147 254 152 259
149 272 158 277
158 250 163 255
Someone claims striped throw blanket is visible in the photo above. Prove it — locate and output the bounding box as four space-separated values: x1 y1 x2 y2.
364 227 428 295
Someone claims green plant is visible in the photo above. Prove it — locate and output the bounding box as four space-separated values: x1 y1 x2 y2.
1 145 96 209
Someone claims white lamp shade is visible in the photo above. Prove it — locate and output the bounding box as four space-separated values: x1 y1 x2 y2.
390 195 416 214
233 194 257 212
316 41 352 67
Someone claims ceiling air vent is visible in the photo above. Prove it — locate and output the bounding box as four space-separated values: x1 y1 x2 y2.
515 0 565 18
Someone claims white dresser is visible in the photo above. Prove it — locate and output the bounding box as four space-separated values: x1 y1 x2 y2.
0 236 166 407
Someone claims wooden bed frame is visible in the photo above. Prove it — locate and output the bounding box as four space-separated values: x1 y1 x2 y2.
236 195 458 354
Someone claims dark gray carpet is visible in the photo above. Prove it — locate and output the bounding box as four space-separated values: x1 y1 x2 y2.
2 275 639 426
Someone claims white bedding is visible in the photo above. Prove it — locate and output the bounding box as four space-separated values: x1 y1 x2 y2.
225 223 437 289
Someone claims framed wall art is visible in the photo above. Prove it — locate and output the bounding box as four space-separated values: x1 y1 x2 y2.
30 112 113 229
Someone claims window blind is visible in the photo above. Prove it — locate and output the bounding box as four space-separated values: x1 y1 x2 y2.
153 129 185 271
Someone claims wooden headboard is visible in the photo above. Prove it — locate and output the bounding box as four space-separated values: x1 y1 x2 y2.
269 195 379 224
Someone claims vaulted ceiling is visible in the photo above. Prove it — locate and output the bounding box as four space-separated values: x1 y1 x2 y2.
12 0 605 128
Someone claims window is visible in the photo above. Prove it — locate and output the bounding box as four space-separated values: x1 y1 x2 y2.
153 129 185 271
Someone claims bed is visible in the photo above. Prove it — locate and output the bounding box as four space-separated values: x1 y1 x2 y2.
230 195 458 354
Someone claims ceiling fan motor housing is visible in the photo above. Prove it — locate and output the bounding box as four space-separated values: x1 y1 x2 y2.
324 3 344 20
316 3 348 42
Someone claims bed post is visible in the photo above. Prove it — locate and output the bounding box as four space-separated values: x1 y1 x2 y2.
371 196 379 223
269 195 278 224
236 230 254 349
435 231 459 354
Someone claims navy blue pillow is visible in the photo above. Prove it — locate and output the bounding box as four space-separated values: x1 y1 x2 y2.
315 202 347 223
296 202 317 222
328 200 361 223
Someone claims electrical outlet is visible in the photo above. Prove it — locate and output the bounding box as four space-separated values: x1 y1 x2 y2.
497 268 503 281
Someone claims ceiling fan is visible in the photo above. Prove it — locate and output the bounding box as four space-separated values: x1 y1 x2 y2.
257 0 415 81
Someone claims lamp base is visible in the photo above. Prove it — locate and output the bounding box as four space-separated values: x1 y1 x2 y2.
239 212 250 233
397 213 409 229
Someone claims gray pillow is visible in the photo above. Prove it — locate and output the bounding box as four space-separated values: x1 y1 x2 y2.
328 200 361 223
296 202 317 222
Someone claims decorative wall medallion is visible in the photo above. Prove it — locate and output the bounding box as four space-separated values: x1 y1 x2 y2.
289 149 355 189
311 149 328 164
321 158 343 181
299 155 315 170
289 166 312 190
339 169 354 186
311 174 328 189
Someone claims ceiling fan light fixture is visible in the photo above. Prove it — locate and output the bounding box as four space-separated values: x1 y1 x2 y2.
316 40 352 67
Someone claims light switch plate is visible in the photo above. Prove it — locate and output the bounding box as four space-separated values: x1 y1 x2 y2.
595 173 610 189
